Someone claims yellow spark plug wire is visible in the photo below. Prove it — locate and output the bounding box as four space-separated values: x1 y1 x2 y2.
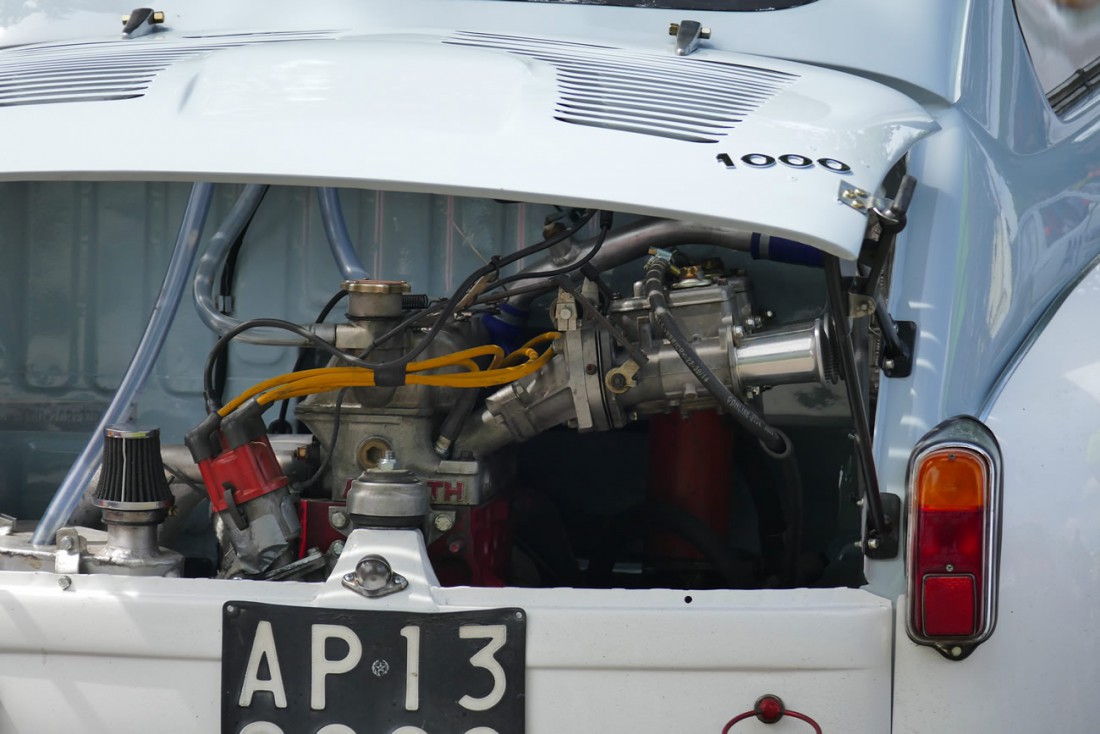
218 333 559 418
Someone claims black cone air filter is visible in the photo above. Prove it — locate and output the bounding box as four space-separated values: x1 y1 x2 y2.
93 426 173 509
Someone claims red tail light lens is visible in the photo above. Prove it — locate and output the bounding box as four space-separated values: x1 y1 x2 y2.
906 420 1001 658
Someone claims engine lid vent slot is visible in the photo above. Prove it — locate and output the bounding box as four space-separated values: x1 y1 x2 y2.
445 30 798 143
0 30 340 107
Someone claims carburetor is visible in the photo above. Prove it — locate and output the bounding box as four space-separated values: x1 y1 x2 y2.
455 264 834 456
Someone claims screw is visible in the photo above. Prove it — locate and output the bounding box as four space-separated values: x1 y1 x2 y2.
331 511 349 529
559 307 573 320
433 514 454 532
59 536 75 551
225 604 237 615
585 363 597 375
57 576 71 591
330 540 345 556
945 564 955 572
883 358 896 371
513 611 524 621
610 373 627 389
950 646 963 657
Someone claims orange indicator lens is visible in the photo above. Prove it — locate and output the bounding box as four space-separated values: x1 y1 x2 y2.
916 449 986 510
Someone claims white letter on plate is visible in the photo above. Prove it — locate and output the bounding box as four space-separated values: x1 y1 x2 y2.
239 620 288 709
400 625 421 711
458 624 508 712
311 624 363 710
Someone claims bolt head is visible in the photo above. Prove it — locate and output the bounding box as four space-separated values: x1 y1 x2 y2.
59 536 75 551
866 537 881 550
668 22 680 35
354 555 393 591
377 450 398 471
331 511 349 529
883 358 896 371
433 514 454 532
57 576 71 590
330 540 345 557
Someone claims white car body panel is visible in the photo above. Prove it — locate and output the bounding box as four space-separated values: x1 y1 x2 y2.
0 530 892 733
894 258 1100 732
0 30 935 261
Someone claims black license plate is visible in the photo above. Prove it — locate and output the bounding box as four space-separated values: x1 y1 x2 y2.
222 601 526 734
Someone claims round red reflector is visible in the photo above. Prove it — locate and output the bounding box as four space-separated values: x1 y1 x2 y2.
755 695 785 723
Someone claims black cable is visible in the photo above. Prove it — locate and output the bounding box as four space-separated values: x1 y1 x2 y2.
643 256 785 452
359 300 445 359
209 187 269 405
388 208 597 368
208 209 596 415
203 319 372 412
292 387 349 495
474 282 558 306
162 463 207 496
272 290 351 431
486 211 612 292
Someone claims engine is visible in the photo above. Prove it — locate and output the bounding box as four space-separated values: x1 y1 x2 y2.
0 203 866 592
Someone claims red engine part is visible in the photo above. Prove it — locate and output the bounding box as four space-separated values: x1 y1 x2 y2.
197 436 288 513
646 410 733 562
297 499 348 558
428 495 511 587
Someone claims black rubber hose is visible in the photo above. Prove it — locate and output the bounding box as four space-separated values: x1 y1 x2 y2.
760 429 802 587
643 257 785 453
434 388 480 458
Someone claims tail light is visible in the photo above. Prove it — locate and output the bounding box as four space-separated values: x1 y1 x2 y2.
905 417 1002 659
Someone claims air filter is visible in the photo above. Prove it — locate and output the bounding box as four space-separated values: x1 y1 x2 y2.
93 426 173 510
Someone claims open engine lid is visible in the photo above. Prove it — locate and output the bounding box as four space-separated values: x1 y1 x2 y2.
0 28 937 260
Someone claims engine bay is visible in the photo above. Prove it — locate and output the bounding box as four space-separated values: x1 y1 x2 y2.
0 181 910 592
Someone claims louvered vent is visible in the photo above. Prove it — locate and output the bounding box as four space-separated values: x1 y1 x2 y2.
446 31 798 143
0 31 338 107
